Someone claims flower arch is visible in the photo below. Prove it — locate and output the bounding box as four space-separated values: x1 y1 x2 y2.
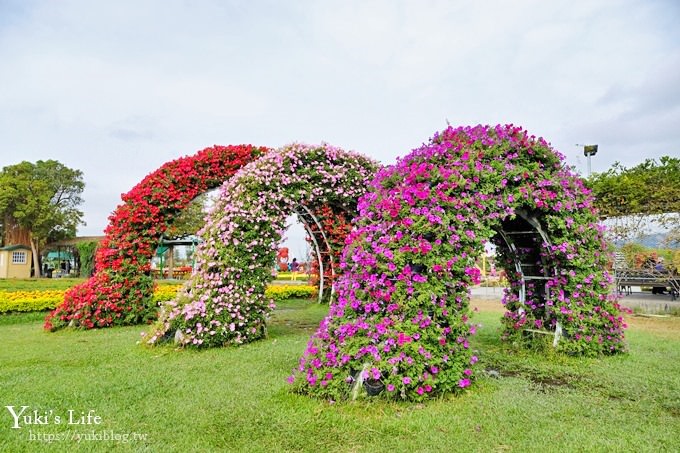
143 143 379 347
45 144 268 331
291 124 627 401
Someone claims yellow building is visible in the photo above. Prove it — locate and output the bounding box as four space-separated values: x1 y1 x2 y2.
0 245 33 279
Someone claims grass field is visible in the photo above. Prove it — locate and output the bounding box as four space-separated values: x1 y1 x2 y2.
0 278 86 291
1 298 679 452
0 278 187 292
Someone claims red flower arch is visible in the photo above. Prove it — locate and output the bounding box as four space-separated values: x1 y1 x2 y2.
45 144 267 330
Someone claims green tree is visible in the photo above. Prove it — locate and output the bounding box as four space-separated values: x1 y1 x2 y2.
75 240 98 278
589 156 680 246
0 160 85 277
163 192 210 240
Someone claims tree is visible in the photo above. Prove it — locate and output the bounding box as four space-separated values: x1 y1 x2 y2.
75 240 98 278
0 160 85 277
589 156 680 246
163 192 211 240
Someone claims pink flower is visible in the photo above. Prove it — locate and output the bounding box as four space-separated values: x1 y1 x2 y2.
403 377 412 385
458 378 471 388
397 332 412 346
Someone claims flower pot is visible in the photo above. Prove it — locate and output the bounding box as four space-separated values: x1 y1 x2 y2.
423 232 436 242
363 379 384 396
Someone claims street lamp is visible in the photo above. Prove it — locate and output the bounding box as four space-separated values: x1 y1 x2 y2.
576 144 598 176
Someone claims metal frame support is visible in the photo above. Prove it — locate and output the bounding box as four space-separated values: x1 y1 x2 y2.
497 210 563 347
295 205 337 304
298 218 325 304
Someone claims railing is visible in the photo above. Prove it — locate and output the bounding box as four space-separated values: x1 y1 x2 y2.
615 262 679 301
151 268 192 280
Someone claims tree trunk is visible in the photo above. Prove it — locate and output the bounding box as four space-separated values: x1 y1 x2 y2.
3 215 31 246
30 236 42 278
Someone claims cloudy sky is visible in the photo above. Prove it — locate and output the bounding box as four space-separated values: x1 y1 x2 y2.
1 0 678 245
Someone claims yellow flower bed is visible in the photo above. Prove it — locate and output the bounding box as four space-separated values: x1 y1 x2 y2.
266 285 317 301
0 290 65 313
152 285 183 303
0 284 317 313
153 284 317 302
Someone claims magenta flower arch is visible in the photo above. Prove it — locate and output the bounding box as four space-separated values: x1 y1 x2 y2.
291 124 627 401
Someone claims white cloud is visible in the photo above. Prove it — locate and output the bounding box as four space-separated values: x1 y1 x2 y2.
0 0 678 241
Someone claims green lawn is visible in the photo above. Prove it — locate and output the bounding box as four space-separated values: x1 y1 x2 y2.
0 278 86 291
1 300 679 452
0 278 187 292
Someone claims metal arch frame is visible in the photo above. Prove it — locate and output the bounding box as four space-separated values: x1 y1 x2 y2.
297 216 325 304
496 209 562 347
294 204 337 304
496 229 526 307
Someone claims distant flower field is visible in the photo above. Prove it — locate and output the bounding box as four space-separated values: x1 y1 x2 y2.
0 284 316 314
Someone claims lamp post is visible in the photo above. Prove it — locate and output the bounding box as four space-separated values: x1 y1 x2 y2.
576 144 598 177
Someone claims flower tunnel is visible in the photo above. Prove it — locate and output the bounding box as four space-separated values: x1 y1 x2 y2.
142 143 378 347
291 124 627 401
44 123 626 402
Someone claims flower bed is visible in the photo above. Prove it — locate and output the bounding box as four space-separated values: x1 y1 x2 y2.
142 143 378 348
267 285 317 302
291 124 627 401
2 285 315 314
0 290 66 313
